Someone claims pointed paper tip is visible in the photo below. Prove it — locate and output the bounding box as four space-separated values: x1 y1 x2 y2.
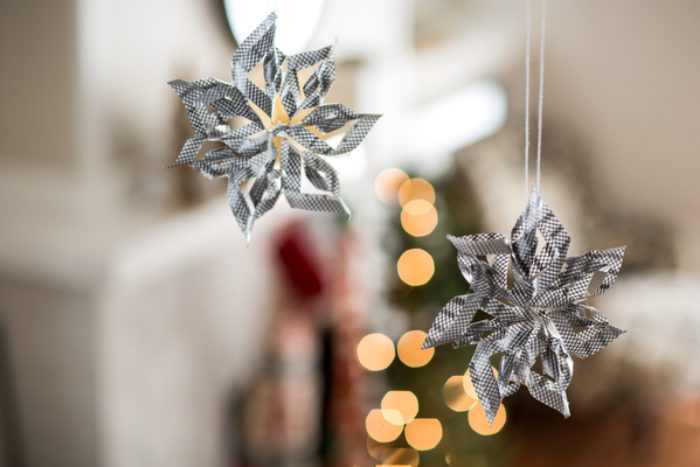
330 35 339 54
244 216 255 245
341 200 352 220
562 404 571 418
485 408 498 426
163 161 183 169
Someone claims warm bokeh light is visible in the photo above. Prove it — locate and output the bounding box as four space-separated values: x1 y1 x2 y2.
357 333 395 371
366 436 384 460
375 168 409 204
462 369 477 399
397 248 435 286
380 447 420 467
398 178 436 207
366 409 404 443
405 418 442 451
442 375 477 412
468 403 507 436
397 330 434 368
462 367 498 400
381 391 419 425
400 199 438 237
446 453 488 466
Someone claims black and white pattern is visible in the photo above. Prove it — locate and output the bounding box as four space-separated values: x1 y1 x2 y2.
423 188 626 423
168 12 380 240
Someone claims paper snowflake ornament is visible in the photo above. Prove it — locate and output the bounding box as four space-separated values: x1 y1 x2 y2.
423 188 625 423
168 12 379 240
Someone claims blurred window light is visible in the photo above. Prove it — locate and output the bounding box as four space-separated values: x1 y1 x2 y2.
397 330 434 368
357 333 395 371
397 248 435 286
381 391 419 425
397 178 436 207
223 0 325 54
324 140 368 183
387 80 507 177
366 409 404 443
400 200 438 237
375 168 409 204
468 402 507 436
404 418 443 451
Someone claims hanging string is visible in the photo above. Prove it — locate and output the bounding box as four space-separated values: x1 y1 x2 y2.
267 0 279 17
524 0 547 195
524 0 531 198
535 0 547 190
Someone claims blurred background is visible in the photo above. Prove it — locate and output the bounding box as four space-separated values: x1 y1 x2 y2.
1 0 700 466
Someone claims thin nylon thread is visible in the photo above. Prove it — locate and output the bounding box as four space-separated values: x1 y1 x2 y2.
536 0 547 190
524 0 547 194
524 0 531 198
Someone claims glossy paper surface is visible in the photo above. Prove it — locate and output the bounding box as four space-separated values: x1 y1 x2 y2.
424 188 625 423
168 12 379 240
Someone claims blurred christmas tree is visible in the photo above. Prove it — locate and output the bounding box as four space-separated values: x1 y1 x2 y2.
374 163 512 467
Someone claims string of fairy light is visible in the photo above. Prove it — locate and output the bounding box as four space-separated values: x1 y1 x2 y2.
375 169 438 286
351 169 507 466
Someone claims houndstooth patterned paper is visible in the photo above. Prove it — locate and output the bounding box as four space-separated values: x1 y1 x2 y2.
423 188 626 423
168 12 380 241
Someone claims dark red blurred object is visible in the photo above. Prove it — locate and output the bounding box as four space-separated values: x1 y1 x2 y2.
275 221 324 299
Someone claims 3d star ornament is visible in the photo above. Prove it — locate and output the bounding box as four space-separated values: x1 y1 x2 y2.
168 12 379 240
423 188 626 423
